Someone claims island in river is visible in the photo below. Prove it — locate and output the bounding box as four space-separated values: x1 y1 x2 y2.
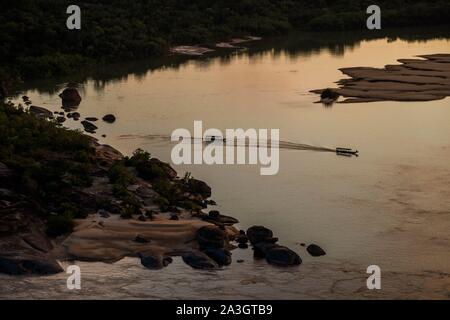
312 54 450 103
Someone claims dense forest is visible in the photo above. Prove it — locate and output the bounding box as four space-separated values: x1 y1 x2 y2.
1 0 450 87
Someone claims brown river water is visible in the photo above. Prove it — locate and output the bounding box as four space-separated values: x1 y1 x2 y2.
2 30 450 299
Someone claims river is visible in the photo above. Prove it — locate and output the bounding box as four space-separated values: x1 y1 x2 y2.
2 29 450 299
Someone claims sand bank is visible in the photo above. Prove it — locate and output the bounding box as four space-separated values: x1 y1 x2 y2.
312 54 450 103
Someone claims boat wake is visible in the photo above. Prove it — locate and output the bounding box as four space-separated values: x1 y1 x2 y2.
119 134 337 153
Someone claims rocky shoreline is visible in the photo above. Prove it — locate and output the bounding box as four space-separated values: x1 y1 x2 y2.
0 132 309 275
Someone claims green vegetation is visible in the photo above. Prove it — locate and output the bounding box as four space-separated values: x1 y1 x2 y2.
0 101 95 235
1 0 449 83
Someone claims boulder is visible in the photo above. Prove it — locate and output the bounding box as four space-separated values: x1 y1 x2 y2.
81 120 98 133
204 210 239 226
0 256 63 275
306 244 326 257
209 210 220 219
196 225 227 249
29 106 53 119
238 243 248 249
187 179 211 198
59 88 81 105
246 226 273 245
265 245 302 266
102 114 116 123
134 235 150 243
85 117 98 122
138 253 164 270
182 251 219 270
252 242 277 258
203 248 232 266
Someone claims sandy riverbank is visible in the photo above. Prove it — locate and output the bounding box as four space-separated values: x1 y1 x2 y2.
312 54 450 103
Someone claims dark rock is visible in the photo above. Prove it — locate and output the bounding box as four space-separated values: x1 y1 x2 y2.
203 248 232 266
209 210 220 219
246 226 274 245
203 211 239 226
59 112 65 116
169 214 179 221
205 199 217 205
71 112 80 118
59 88 81 105
320 88 340 100
237 259 244 263
0 256 63 275
266 237 279 244
236 235 248 244
81 120 98 133
196 225 227 249
252 242 277 258
187 179 211 198
138 215 146 222
102 134 106 138
134 234 150 243
29 106 53 119
265 245 302 266
306 244 326 257
238 243 248 249
85 117 98 122
56 116 66 123
163 256 173 266
138 253 164 270
182 251 219 270
22 95 29 101
102 114 116 123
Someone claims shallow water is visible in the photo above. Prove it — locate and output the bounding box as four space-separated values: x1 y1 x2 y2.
4 30 450 299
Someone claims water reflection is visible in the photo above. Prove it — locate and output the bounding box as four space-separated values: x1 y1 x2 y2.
12 26 450 97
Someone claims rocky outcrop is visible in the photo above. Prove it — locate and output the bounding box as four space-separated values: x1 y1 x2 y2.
102 114 116 123
182 250 219 269
247 226 301 267
0 191 62 275
138 252 172 270
247 226 273 245
59 88 81 107
306 244 326 257
196 225 227 249
81 120 98 133
29 106 53 119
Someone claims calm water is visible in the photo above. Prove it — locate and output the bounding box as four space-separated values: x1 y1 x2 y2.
3 30 450 299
